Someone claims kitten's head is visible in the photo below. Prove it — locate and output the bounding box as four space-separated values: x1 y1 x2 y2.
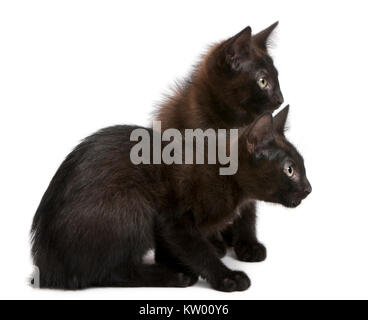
206 22 284 121
238 106 311 208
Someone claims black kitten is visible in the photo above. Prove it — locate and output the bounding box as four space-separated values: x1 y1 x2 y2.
155 23 286 262
31 106 311 291
156 22 283 131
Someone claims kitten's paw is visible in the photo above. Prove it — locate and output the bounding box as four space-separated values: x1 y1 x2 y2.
174 272 199 287
211 271 251 292
235 242 267 262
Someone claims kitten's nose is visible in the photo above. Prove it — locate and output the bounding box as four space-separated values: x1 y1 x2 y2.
276 92 284 105
303 182 312 197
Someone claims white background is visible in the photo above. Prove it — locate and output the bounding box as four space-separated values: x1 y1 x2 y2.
1 0 367 300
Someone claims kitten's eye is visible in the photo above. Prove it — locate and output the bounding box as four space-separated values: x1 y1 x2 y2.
257 78 268 89
285 165 294 177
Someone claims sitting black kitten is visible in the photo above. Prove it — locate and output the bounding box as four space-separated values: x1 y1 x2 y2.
155 22 285 262
31 106 311 291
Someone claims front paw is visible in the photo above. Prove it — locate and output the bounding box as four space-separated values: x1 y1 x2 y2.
211 271 251 292
173 272 199 287
235 242 267 262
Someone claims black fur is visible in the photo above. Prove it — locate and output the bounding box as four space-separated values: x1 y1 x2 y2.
155 23 285 262
31 108 311 291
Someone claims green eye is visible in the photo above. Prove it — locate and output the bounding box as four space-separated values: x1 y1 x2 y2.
257 78 268 89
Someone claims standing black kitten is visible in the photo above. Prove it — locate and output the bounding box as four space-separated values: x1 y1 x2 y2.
156 22 284 262
31 106 311 291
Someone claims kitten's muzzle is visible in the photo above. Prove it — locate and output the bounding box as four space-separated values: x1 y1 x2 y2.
285 181 312 208
301 179 312 199
275 92 284 106
303 183 312 198
289 199 302 208
291 181 312 207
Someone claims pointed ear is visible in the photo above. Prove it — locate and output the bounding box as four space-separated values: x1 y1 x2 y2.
246 113 274 154
253 21 279 51
225 26 252 69
273 105 289 135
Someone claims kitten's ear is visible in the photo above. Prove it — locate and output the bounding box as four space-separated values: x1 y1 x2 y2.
253 21 279 51
273 105 289 135
225 26 252 69
246 113 274 154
